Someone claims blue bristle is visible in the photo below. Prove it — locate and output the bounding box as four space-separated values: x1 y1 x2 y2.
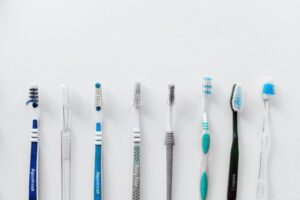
263 83 275 96
231 85 242 111
95 83 101 89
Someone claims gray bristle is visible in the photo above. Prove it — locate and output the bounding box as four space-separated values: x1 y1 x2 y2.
95 86 103 111
167 83 175 105
133 82 141 108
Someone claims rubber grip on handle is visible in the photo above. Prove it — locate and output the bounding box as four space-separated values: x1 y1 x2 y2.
132 145 141 200
29 142 39 200
200 172 208 200
227 139 239 200
165 132 174 200
94 145 102 200
62 131 71 200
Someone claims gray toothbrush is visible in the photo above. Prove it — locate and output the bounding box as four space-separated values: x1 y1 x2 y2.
132 82 142 200
165 83 175 200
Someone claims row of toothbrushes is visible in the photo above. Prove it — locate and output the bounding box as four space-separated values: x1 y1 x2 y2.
25 78 275 200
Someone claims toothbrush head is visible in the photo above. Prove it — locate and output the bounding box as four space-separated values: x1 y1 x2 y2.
133 82 141 108
167 83 175 105
61 85 70 107
26 84 39 108
202 77 212 96
230 84 243 112
262 79 275 100
95 82 103 111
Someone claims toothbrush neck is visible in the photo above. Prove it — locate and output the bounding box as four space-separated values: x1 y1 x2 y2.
63 105 70 131
233 112 238 138
133 107 140 132
167 105 173 132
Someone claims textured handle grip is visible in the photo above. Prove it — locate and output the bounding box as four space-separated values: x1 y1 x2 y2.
200 172 208 200
165 132 174 200
132 144 141 200
227 139 239 200
29 141 39 200
62 131 71 200
94 145 102 200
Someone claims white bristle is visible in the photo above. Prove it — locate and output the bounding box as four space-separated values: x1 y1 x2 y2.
231 84 243 112
133 82 141 108
61 85 70 106
95 84 103 110
167 83 175 105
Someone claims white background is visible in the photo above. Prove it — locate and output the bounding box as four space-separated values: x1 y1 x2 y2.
0 0 299 199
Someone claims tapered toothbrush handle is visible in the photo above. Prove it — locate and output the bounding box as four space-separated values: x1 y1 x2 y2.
132 144 141 200
165 132 175 200
200 132 210 200
257 133 269 200
29 119 39 200
62 131 71 200
227 138 239 200
94 145 103 200
29 141 39 200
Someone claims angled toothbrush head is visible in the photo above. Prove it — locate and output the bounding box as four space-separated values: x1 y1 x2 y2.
133 82 141 108
262 79 275 101
202 77 212 96
95 83 103 112
26 84 39 108
230 84 243 112
167 83 175 105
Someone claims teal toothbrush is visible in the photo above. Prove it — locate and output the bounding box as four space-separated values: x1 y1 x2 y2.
200 77 212 200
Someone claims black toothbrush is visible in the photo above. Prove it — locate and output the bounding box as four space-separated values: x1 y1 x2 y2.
227 84 242 200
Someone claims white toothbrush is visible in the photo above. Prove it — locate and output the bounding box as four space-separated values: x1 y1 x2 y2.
256 79 275 200
61 85 71 200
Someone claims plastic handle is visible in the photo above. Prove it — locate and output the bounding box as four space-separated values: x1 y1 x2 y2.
227 138 239 200
200 133 210 200
29 141 39 200
62 131 71 200
94 145 102 200
132 144 141 200
165 132 174 200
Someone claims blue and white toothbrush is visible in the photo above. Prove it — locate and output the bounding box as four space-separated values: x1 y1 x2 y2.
132 82 141 200
200 77 212 200
256 79 275 200
26 84 40 200
94 83 103 200
61 85 71 200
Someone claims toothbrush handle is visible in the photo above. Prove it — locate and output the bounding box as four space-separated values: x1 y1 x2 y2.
200 133 210 200
29 141 39 200
62 131 71 200
165 132 175 200
94 144 103 200
132 143 141 200
227 138 239 200
256 133 269 200
29 119 39 200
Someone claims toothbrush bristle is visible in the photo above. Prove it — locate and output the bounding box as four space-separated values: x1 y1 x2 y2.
262 81 275 99
167 83 175 105
203 77 212 96
61 85 70 106
95 82 103 111
26 84 39 108
133 82 141 108
230 84 242 112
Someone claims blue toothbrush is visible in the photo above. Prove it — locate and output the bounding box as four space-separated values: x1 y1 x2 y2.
26 84 40 200
200 77 212 200
94 83 103 200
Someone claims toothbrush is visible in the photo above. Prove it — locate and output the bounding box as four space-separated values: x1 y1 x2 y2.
227 84 243 200
61 85 71 200
165 83 175 200
94 83 103 200
26 84 40 200
131 82 141 200
256 79 275 200
200 77 212 200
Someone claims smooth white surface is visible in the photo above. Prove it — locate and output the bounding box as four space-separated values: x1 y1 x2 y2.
0 0 299 199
